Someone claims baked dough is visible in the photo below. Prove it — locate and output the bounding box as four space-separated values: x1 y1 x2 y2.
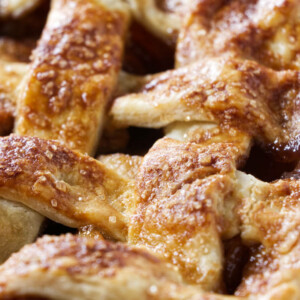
110 57 299 147
0 0 130 262
0 168 300 298
0 135 136 241
0 199 43 263
0 0 299 298
0 234 204 300
127 0 183 43
15 0 130 155
176 0 300 69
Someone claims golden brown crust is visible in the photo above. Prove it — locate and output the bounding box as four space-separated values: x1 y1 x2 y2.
128 137 239 290
0 234 246 300
0 0 300 299
234 173 300 298
0 234 198 300
15 0 129 154
176 0 300 70
165 122 252 167
110 57 300 147
0 135 136 241
0 0 131 264
0 135 300 298
98 153 142 181
0 234 160 277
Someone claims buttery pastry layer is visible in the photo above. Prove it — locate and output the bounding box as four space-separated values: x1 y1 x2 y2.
176 0 300 69
15 0 130 155
0 135 136 241
111 57 300 147
0 0 131 262
0 199 43 263
0 0 299 298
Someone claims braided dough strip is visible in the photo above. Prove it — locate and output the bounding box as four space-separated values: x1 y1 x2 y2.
176 0 300 69
128 137 240 290
0 234 238 300
0 1 298 298
0 170 299 299
15 0 129 155
109 1 300 288
0 135 136 241
110 57 300 146
0 0 130 262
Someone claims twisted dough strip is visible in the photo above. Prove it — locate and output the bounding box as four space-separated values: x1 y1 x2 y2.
0 169 299 299
0 1 299 298
0 234 236 300
102 139 300 297
128 136 240 291
0 0 130 262
176 0 300 69
109 3 300 287
0 135 136 241
105 52 300 290
234 172 300 298
110 57 300 148
0 132 241 290
15 0 129 155
108 1 300 291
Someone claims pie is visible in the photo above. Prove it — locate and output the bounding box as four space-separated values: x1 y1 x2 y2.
0 0 299 299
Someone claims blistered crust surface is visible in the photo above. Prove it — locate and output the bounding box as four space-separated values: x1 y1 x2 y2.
0 135 134 241
15 0 129 154
0 0 300 299
129 137 239 290
111 57 300 146
0 234 197 300
0 134 299 298
176 0 300 70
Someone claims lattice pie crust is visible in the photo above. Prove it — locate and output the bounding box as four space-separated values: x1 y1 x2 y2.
0 0 299 299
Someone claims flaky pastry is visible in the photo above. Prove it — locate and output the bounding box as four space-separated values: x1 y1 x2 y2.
0 0 299 299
